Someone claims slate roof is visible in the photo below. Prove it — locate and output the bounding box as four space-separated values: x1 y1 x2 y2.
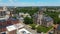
33 13 38 19
43 16 53 22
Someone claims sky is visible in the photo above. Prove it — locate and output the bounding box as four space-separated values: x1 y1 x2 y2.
0 0 60 6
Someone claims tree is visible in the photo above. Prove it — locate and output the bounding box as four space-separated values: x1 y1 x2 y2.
36 26 42 33
29 24 36 30
15 7 39 16
44 11 60 24
12 16 17 19
24 16 33 24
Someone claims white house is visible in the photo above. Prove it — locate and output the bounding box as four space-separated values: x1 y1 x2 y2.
19 13 31 18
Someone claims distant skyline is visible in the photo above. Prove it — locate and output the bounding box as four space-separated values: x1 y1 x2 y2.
0 0 60 6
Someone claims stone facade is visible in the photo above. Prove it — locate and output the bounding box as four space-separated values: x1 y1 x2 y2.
54 29 60 34
41 16 53 27
54 25 60 34
33 10 53 27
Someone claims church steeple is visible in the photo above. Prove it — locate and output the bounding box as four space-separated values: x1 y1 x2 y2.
37 9 43 25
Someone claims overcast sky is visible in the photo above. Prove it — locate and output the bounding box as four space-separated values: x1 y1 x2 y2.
0 0 60 6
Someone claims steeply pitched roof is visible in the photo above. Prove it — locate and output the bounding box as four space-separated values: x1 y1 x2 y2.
43 16 53 22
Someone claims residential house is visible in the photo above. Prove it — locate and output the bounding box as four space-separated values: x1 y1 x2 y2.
19 13 31 18
17 13 31 23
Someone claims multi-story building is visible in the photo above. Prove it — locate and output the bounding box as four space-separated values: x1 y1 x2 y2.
0 6 19 34
33 10 43 25
0 6 10 20
0 6 32 34
33 10 53 27
41 16 53 27
54 25 60 34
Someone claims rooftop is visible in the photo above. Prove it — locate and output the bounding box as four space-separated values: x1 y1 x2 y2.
6 23 24 31
0 18 19 32
18 28 32 34
0 7 3 10
6 25 16 31
43 16 53 22
57 25 60 30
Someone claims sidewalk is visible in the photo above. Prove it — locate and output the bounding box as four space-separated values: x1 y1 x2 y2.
20 23 37 34
46 24 58 34
24 25 37 34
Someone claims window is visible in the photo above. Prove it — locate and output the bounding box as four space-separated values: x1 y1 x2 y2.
1 32 6 34
0 11 6 17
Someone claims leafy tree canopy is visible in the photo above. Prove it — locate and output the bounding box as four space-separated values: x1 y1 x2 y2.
24 16 33 24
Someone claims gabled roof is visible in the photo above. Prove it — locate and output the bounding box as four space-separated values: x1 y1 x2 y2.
43 16 53 22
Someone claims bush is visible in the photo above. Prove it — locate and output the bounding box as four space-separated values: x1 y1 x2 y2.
12 16 17 19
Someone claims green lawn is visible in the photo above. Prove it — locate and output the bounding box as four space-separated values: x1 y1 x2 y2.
29 24 36 29
37 26 53 33
29 24 53 33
